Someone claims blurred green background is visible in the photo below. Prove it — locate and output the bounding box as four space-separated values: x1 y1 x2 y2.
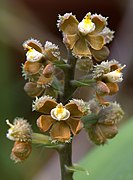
0 0 133 179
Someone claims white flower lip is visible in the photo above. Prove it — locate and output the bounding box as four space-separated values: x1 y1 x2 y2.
50 103 70 121
26 47 43 62
78 12 95 35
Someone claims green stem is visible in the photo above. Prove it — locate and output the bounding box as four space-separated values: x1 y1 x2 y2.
58 142 73 180
58 50 77 180
62 50 77 103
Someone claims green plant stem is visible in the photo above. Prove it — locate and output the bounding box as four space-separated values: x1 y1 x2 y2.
61 50 77 103
58 142 73 180
58 50 77 180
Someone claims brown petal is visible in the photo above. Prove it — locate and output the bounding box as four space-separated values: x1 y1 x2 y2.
63 34 79 49
72 38 91 58
50 122 71 142
91 16 106 34
36 99 57 114
106 82 119 95
23 61 42 74
65 102 83 117
59 15 79 35
66 117 83 135
87 35 104 50
37 115 55 132
91 46 110 62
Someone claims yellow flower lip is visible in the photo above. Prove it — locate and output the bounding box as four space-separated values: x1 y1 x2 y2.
103 65 126 83
116 64 126 73
26 46 43 62
50 103 70 121
78 12 95 35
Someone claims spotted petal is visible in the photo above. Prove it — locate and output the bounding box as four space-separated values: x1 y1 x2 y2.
50 122 71 142
37 115 55 132
87 35 104 50
66 117 83 135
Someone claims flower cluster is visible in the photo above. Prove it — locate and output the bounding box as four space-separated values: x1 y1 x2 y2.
22 39 60 97
6 118 32 163
93 60 126 105
6 11 126 167
86 100 124 145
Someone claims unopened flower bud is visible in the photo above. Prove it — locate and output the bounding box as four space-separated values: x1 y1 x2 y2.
43 63 54 78
11 141 32 163
24 82 44 97
96 81 110 96
88 123 118 145
98 124 118 139
88 124 106 145
6 118 32 142
98 102 124 125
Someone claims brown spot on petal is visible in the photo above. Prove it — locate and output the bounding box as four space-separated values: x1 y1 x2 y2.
50 122 71 142
37 115 55 132
65 102 83 117
66 117 83 135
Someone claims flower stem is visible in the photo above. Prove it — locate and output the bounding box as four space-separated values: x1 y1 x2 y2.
61 50 77 103
58 50 77 180
57 142 73 180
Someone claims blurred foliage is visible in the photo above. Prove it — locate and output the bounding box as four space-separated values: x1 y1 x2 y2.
0 42 49 180
74 118 133 180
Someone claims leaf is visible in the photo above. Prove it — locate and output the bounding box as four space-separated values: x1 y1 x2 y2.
65 164 89 176
74 118 133 180
81 114 98 128
51 77 63 92
70 79 95 87
53 60 71 69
